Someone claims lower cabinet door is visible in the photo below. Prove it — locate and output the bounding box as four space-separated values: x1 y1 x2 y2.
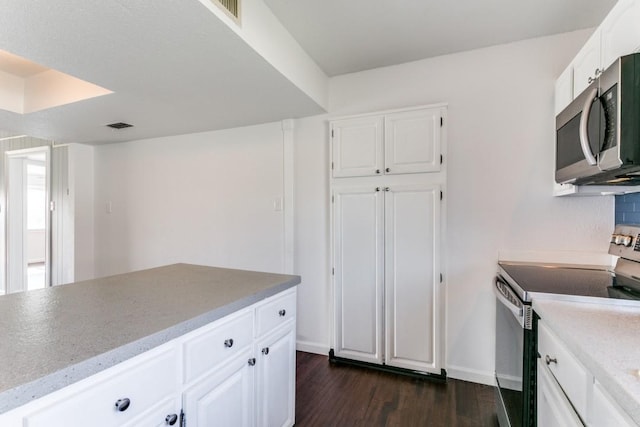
255 323 296 427
182 349 255 427
537 360 584 427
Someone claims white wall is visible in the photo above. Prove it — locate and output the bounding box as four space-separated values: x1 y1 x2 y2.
69 144 95 281
293 29 614 383
93 122 287 277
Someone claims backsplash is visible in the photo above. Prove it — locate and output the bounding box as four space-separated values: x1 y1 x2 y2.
615 193 640 224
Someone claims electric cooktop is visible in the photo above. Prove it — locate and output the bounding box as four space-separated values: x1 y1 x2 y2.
498 224 640 303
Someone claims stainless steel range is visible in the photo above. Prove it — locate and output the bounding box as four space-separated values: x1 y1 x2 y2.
494 224 640 427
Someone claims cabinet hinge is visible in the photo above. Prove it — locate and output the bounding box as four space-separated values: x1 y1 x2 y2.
440 273 443 283
180 410 186 427
331 162 334 170
440 191 443 200
440 154 443 165
331 195 334 203
331 129 334 138
440 117 443 127
332 268 335 275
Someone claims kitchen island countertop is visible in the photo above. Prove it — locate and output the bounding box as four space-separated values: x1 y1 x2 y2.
0 263 300 414
533 299 640 425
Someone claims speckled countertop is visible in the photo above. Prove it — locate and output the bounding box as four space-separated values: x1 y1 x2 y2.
533 299 640 425
0 263 300 414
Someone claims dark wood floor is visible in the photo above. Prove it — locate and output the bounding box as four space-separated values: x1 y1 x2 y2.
295 352 498 427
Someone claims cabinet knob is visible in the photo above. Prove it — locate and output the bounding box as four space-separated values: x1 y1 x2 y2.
262 347 270 355
224 338 234 348
385 168 390 173
115 398 131 412
375 169 380 174
165 414 179 425
248 358 256 366
595 67 602 76
279 309 286 317
588 76 594 84
375 187 381 192
384 187 390 192
545 355 557 365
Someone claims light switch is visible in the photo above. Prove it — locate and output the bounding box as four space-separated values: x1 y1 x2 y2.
106 201 112 214
273 197 283 212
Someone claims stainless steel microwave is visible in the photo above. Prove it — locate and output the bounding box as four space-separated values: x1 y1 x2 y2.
556 53 640 185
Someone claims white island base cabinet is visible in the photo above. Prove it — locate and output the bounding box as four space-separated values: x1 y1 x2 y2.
0 287 297 427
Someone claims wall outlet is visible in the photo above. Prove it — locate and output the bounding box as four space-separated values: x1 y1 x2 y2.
273 197 283 212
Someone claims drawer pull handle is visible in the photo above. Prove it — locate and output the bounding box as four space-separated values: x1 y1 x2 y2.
375 169 380 174
165 414 179 425
248 358 256 366
224 338 234 348
279 309 286 317
545 355 557 365
115 398 131 412
385 167 390 173
262 347 269 355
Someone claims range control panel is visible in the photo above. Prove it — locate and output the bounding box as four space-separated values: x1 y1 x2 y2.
609 224 640 261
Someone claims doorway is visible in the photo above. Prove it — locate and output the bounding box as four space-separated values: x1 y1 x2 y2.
5 146 50 293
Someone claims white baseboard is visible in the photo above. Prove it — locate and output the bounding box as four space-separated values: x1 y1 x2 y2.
446 364 495 386
296 340 330 355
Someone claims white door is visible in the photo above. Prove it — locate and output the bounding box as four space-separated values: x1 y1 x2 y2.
5 147 51 294
182 349 255 427
333 185 384 364
255 324 296 427
384 108 441 175
331 116 384 178
600 0 640 71
384 184 441 373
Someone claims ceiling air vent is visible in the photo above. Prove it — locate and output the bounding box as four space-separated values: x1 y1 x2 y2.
106 122 133 130
210 0 240 24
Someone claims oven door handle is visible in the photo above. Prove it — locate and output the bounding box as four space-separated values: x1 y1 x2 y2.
494 277 523 320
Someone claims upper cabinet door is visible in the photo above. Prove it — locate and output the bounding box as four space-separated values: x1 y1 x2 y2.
572 29 602 97
331 116 384 178
384 108 442 175
601 0 640 71
555 65 574 115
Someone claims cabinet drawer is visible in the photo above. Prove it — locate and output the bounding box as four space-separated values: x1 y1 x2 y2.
256 289 296 337
25 346 179 427
538 321 591 420
122 396 181 427
183 309 254 384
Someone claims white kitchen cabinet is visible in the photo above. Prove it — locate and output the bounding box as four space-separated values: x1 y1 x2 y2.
554 65 574 115
537 359 584 427
332 185 384 364
572 28 602 97
24 345 181 427
600 0 640 71
556 0 640 106
384 184 441 373
255 321 296 427
331 107 444 178
182 349 255 427
182 288 297 427
2 287 297 427
330 116 384 178
384 108 442 175
538 318 637 427
332 182 442 374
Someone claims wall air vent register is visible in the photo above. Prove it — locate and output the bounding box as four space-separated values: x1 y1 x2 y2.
210 0 240 24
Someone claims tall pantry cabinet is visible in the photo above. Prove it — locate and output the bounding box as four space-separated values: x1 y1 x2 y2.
329 105 446 376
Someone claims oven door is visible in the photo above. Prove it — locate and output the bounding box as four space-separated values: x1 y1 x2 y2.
494 277 535 427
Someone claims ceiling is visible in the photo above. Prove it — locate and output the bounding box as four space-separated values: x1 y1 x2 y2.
264 0 618 76
0 0 618 144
